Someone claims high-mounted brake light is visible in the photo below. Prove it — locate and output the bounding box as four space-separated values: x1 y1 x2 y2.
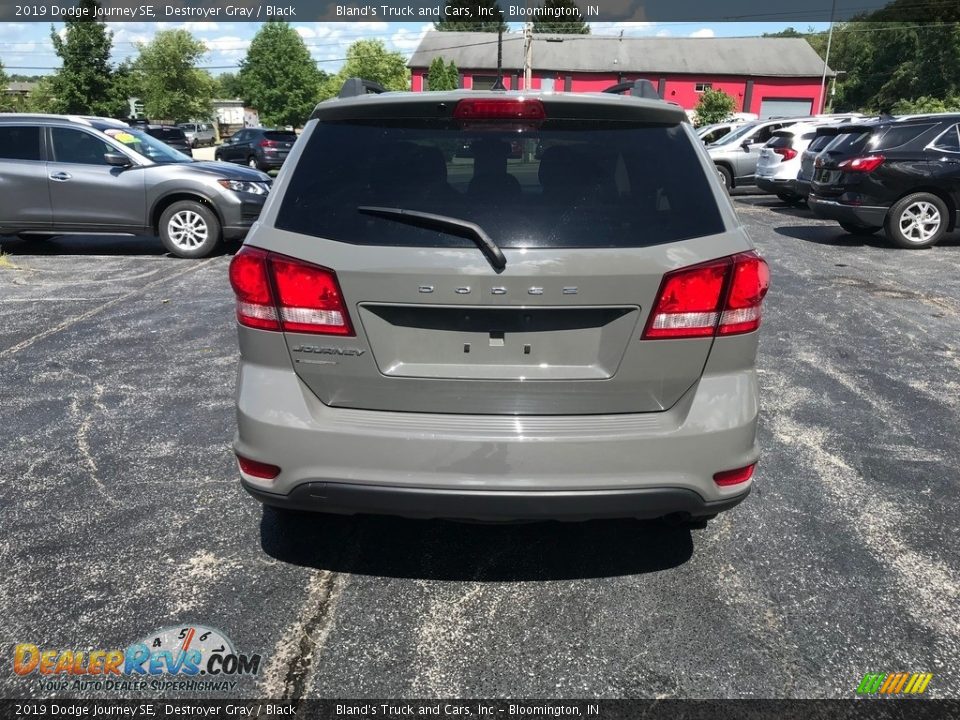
773 147 797 161
642 252 769 340
837 154 884 173
228 246 353 336
453 99 546 121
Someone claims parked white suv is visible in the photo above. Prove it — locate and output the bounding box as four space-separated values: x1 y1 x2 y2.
755 123 825 203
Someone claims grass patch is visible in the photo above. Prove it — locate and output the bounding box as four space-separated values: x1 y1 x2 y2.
0 251 18 269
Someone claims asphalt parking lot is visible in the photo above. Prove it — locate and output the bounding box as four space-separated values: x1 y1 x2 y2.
1 194 958 700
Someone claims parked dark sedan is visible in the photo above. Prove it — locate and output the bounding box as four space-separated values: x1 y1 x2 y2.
142 125 193 157
809 114 960 247
214 128 297 171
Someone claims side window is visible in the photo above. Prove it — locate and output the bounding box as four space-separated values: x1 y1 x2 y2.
50 128 114 165
754 126 773 144
233 131 247 143
874 123 936 150
0 126 42 161
932 124 960 153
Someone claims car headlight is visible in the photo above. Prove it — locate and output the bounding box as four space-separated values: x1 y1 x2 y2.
217 179 271 195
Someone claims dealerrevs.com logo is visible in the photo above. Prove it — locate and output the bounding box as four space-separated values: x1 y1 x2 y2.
13 625 262 693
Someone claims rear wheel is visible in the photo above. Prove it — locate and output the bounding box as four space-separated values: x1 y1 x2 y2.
839 222 881 236
159 200 221 258
885 193 948 248
716 165 733 190
777 192 802 205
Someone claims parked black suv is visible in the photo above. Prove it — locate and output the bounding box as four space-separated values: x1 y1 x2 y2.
142 124 193 157
214 128 297 171
809 115 960 247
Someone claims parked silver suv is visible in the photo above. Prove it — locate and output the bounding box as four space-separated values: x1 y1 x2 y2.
0 115 271 257
178 121 216 148
708 118 800 189
230 79 770 523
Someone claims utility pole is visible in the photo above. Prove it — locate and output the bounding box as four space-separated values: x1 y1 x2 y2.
492 28 506 90
523 21 533 91
819 0 837 114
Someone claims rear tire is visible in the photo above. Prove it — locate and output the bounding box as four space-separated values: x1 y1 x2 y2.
884 192 948 249
716 165 733 190
777 193 802 205
839 222 881 236
158 200 221 259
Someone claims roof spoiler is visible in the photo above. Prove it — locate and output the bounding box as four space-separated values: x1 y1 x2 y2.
601 79 661 100
338 77 387 98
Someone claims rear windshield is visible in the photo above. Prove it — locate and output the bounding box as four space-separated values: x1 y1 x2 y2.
276 120 725 249
264 131 297 142
767 135 794 148
151 128 186 141
807 134 836 152
824 130 871 156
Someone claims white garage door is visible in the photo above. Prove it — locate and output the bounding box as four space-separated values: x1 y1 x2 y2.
759 99 814 119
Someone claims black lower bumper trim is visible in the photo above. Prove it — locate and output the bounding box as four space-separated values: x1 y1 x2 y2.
242 480 750 521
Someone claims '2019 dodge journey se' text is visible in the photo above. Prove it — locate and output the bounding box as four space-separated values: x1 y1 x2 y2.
230 78 770 523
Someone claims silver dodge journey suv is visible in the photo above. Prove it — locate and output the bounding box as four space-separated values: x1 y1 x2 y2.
230 79 770 523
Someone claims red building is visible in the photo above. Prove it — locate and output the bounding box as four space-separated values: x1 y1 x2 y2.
408 33 833 118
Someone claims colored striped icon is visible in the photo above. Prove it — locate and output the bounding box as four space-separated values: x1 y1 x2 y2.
857 672 933 694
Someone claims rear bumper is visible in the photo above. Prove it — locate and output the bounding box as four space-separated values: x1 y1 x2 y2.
756 177 799 196
243 480 750 521
234 338 760 520
808 196 888 227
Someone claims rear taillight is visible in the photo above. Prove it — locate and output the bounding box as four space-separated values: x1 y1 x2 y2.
228 246 353 336
259 139 276 148
837 154 884 173
714 463 755 487
236 453 281 480
773 147 797 161
454 99 546 120
228 246 280 331
642 252 770 340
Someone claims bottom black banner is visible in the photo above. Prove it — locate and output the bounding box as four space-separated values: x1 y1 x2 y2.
2 700 960 720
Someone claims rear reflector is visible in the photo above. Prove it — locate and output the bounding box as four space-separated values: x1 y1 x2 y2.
642 251 769 340
228 246 353 336
714 464 755 487
454 99 546 121
236 453 281 480
837 154 884 173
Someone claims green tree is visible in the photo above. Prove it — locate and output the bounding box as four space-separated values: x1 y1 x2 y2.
216 71 244 99
0 60 10 112
134 29 215 122
532 0 590 34
22 76 58 113
434 0 506 32
891 95 960 114
239 21 324 127
694 88 736 127
337 39 410 92
49 0 119 115
427 57 459 90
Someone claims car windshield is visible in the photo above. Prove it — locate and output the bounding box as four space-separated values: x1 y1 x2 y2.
710 123 758 145
103 127 192 163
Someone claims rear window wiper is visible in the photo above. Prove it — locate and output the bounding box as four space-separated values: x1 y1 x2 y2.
357 206 507 273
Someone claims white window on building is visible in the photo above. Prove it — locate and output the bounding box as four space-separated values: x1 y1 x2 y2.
695 82 712 93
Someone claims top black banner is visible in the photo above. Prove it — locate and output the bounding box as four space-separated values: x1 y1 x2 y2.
0 0 956 23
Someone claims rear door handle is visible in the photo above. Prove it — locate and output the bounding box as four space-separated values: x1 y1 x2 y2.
49 172 72 182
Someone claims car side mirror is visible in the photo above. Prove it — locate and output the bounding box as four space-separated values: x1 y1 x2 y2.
741 141 752 151
104 152 132 167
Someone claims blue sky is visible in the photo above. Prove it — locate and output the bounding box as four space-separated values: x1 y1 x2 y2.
0 21 829 76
